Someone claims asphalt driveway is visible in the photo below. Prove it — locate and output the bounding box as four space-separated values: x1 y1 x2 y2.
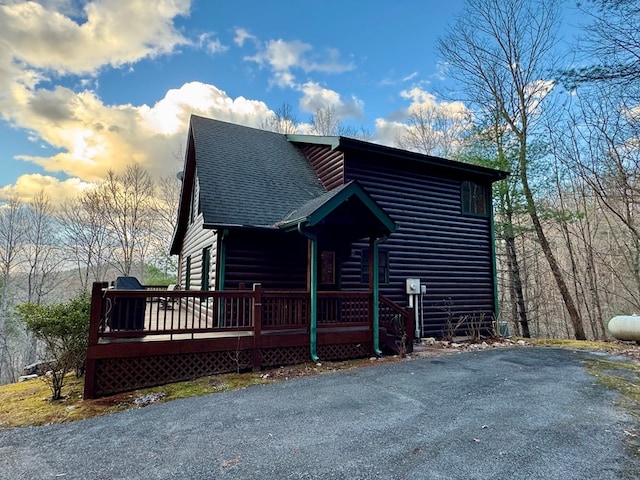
1 347 639 479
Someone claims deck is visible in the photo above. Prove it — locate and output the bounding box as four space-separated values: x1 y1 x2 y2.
84 282 413 398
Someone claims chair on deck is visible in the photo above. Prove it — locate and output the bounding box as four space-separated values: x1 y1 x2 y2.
160 284 181 310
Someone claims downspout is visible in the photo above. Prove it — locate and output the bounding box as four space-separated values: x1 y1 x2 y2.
218 229 228 328
489 196 499 322
372 236 386 357
218 229 228 291
298 224 319 362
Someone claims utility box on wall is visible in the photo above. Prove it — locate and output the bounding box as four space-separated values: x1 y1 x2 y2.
405 278 421 295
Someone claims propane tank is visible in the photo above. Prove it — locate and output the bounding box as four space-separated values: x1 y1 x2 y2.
608 315 640 342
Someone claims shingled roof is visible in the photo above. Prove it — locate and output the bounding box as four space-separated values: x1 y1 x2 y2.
190 115 326 229
171 115 506 255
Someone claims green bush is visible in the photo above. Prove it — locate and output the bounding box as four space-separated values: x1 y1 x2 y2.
16 294 90 400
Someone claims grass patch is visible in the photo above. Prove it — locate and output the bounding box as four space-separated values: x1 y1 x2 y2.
0 375 86 428
584 358 640 416
584 357 640 463
524 337 629 351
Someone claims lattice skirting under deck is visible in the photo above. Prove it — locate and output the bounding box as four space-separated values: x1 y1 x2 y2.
318 341 372 360
90 342 373 397
93 350 253 397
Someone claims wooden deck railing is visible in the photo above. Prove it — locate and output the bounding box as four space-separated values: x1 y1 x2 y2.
318 291 371 325
262 291 309 329
89 283 412 350
90 282 256 342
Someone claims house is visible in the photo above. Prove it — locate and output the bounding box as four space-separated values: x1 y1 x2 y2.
171 115 507 337
83 115 507 399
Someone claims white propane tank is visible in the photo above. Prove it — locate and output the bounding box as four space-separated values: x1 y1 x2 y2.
607 315 640 341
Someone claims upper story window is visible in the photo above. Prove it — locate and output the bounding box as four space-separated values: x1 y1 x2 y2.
461 181 489 216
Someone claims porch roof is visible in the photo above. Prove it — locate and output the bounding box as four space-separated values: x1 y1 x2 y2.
276 180 396 238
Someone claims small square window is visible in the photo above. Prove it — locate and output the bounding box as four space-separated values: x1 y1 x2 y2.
461 181 489 216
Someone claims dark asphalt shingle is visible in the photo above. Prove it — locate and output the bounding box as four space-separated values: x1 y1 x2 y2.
190 116 326 228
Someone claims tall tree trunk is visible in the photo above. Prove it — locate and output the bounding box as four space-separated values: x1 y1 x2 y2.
502 190 530 338
519 152 586 340
505 234 530 337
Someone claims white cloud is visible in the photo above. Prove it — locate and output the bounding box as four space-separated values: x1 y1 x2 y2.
2 81 275 202
400 87 470 119
234 27 256 47
372 118 406 147
524 79 555 114
198 33 229 55
299 82 363 119
0 173 91 205
0 0 190 76
245 38 353 88
403 72 419 82
380 71 420 86
371 87 473 155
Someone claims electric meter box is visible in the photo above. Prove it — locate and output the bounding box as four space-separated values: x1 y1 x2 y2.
405 278 421 294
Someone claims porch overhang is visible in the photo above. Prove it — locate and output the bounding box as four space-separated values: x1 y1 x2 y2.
276 180 396 239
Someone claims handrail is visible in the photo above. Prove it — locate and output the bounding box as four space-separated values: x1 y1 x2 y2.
379 295 414 352
89 283 390 346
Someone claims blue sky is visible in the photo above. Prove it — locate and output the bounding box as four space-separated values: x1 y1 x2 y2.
0 0 581 203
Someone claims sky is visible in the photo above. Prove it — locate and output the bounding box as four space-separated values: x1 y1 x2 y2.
0 0 583 204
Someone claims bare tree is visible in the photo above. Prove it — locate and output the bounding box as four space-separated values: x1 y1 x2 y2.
439 0 587 339
549 85 640 313
22 191 63 365
59 190 113 293
146 173 182 282
564 0 640 90
94 164 156 277
260 102 299 134
24 191 62 304
309 106 341 136
0 195 25 381
309 106 371 140
396 102 472 157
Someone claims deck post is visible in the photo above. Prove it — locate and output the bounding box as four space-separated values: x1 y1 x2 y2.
298 225 319 362
88 281 107 347
84 281 108 399
252 283 262 371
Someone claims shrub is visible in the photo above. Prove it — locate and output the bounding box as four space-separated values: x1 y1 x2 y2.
16 294 90 400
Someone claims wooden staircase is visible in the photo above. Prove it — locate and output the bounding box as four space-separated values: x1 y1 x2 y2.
378 296 414 355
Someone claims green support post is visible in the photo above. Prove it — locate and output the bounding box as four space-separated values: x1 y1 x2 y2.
298 224 319 362
372 237 382 356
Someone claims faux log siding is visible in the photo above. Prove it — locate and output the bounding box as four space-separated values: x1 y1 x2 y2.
180 211 217 290
224 231 308 290
343 158 495 337
299 144 344 190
